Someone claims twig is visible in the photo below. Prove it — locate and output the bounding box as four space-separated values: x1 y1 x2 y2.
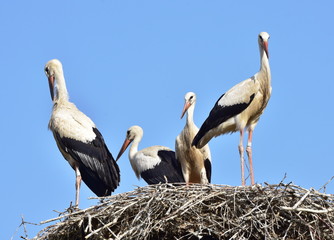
281 206 334 214
292 190 311 209
318 175 334 192
39 201 109 224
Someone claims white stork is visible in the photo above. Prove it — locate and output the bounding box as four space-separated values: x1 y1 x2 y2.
116 125 184 184
45 59 120 207
175 92 211 184
192 32 271 186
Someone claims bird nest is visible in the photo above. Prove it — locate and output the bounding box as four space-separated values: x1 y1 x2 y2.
32 182 334 240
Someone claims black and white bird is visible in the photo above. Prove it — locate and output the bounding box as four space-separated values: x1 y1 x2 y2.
192 32 271 186
175 92 211 184
116 125 184 184
45 59 120 207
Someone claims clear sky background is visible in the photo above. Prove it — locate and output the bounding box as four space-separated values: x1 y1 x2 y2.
2 1 334 239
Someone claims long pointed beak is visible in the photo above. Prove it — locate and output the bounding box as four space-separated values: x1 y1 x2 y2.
263 41 269 59
48 75 55 101
180 102 191 119
116 138 132 161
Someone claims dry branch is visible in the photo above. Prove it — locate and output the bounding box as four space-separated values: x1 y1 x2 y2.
30 183 334 240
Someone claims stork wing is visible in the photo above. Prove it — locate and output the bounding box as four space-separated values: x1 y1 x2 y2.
140 150 185 184
53 128 120 196
193 78 257 147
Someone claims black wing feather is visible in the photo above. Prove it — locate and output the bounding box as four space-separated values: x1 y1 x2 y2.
54 128 120 197
192 93 255 147
140 150 185 184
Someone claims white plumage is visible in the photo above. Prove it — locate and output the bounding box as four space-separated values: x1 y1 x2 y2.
49 102 96 142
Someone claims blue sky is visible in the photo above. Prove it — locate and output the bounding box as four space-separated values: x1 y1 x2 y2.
2 1 334 239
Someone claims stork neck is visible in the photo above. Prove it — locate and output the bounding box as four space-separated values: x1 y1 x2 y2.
185 104 195 126
259 50 270 76
54 73 69 103
258 51 271 85
129 138 140 160
128 138 141 179
257 49 271 102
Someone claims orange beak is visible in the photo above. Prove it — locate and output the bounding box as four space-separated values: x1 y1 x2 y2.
116 138 132 161
180 101 191 119
48 75 55 101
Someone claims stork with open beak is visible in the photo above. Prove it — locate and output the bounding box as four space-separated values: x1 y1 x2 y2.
176 92 211 184
45 59 120 207
116 125 184 184
192 32 271 186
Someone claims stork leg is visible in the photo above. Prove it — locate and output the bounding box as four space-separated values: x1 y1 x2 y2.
246 129 255 185
238 129 245 186
74 167 81 207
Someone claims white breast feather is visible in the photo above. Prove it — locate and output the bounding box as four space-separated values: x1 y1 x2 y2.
49 102 96 142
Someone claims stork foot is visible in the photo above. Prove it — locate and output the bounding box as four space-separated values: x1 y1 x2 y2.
67 202 80 213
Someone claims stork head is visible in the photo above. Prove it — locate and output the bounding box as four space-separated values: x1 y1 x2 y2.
181 92 196 119
258 32 270 59
44 59 64 101
116 125 143 161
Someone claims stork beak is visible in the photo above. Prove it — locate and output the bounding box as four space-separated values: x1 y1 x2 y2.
116 138 132 161
263 41 269 59
180 101 191 119
48 75 55 101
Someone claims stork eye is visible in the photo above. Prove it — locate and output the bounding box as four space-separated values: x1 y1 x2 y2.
45 67 49 75
189 96 194 100
259 35 263 41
